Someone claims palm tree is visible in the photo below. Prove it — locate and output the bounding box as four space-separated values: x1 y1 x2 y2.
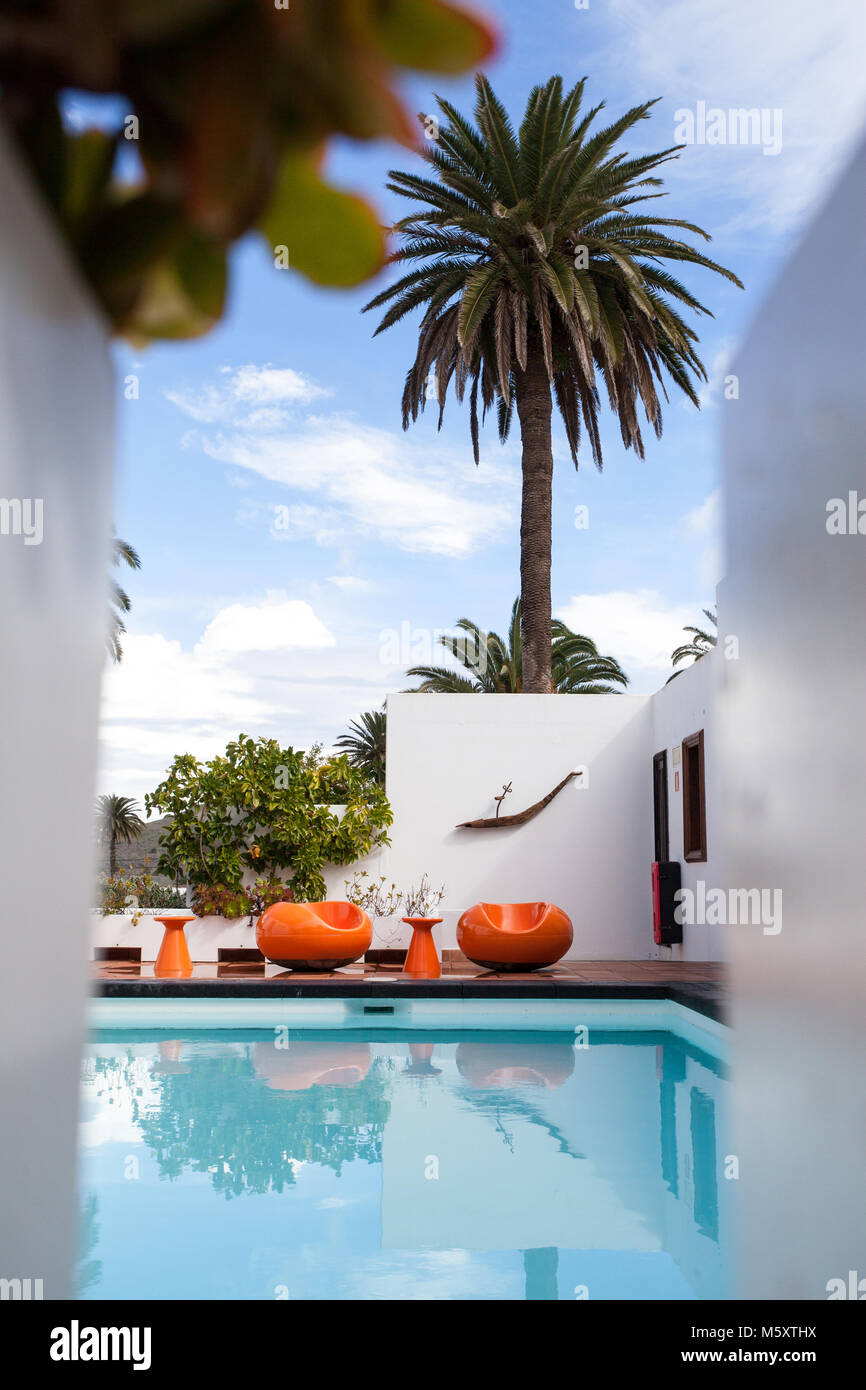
96 794 145 877
108 533 141 663
334 709 387 786
364 75 742 692
668 607 717 680
406 597 628 693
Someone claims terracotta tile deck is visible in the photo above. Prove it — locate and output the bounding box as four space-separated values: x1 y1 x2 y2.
93 955 723 984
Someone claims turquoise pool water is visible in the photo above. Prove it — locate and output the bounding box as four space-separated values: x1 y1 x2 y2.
77 1026 730 1300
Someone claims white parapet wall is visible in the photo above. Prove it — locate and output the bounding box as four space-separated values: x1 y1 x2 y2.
97 663 725 964
383 691 658 960
650 649 724 961
382 679 725 962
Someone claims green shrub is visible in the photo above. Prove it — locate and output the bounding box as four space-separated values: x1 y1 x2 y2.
145 735 392 904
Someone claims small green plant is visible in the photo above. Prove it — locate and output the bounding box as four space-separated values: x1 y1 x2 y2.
345 871 446 920
344 871 403 919
193 878 294 926
403 875 447 919
97 865 187 923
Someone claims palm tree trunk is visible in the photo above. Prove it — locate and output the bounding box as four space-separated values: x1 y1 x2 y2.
109 834 117 879
515 351 554 692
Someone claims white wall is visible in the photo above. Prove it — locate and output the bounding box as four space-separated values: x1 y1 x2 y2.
94 662 727 965
0 126 113 1297
721 136 866 1298
383 692 658 960
650 650 723 960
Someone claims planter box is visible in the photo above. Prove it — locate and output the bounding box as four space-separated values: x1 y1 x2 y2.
91 912 258 963
92 905 461 963
369 914 413 952
369 914 456 954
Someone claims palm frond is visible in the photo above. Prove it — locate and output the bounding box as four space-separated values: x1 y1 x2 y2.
405 597 628 694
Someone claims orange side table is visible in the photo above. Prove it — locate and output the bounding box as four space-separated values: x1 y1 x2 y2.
402 917 443 979
153 913 196 978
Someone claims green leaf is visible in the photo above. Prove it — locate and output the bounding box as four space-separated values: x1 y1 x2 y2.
183 14 272 239
176 233 228 320
118 0 234 43
62 129 116 226
259 150 386 287
370 0 496 74
457 262 499 346
538 253 574 312
525 222 549 255
121 232 226 342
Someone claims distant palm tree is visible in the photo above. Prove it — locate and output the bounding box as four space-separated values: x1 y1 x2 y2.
406 597 628 693
668 607 717 681
364 74 742 692
108 534 141 663
96 794 145 877
335 709 387 785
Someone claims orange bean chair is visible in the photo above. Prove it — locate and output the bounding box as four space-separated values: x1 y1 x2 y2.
256 901 372 971
252 1041 371 1090
456 1042 575 1089
457 901 573 972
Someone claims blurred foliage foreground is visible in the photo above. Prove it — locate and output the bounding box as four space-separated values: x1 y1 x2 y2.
0 0 495 340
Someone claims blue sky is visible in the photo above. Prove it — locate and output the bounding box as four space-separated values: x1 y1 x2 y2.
98 0 866 802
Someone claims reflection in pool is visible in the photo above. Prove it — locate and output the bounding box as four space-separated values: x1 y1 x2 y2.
78 1028 730 1300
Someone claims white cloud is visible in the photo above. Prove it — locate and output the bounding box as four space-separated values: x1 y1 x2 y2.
196 594 336 656
99 593 400 804
327 576 374 592
681 489 723 590
683 489 719 538
174 384 517 556
166 363 329 428
556 589 698 690
695 341 736 410
607 0 866 237
268 501 348 548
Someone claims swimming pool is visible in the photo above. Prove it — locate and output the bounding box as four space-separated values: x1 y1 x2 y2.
78 1003 730 1300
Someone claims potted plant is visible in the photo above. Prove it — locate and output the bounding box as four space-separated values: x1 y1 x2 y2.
344 871 407 951
345 872 447 965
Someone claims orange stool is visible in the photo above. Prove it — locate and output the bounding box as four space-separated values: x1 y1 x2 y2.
402 917 442 979
153 913 196 978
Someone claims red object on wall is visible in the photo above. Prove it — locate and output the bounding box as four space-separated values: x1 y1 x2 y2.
674 770 680 792
651 862 662 943
651 861 683 945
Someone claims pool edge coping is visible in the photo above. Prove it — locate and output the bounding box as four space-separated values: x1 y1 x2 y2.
92 979 725 1023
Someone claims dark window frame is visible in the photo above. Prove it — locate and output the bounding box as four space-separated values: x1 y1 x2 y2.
682 729 707 862
652 749 669 863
